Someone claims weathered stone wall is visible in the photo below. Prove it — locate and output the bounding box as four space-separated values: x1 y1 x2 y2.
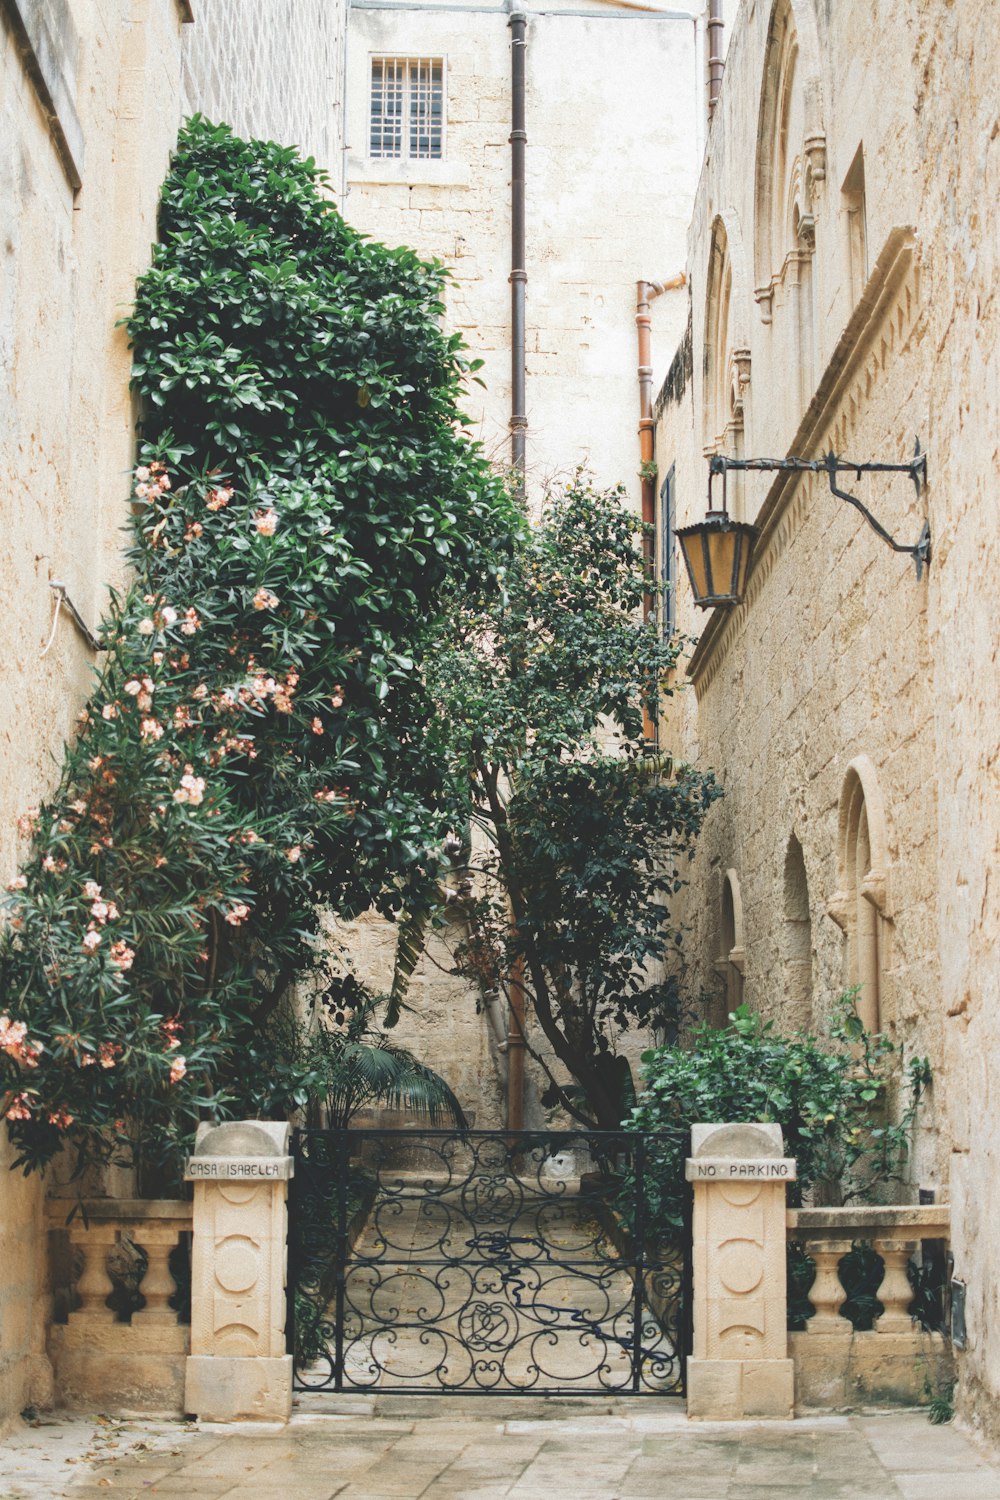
0 0 346 1432
344 0 704 504
181 0 346 170
655 0 999 1440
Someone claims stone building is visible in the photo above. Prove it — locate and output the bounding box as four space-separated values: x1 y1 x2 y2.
343 0 720 499
0 0 346 1431
654 0 999 1440
337 0 736 1128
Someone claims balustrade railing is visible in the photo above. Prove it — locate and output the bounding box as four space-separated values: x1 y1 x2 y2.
786 1203 953 1408
47 1198 192 1412
787 1203 950 1332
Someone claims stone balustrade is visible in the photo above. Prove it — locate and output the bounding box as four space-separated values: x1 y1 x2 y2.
786 1204 953 1408
47 1198 192 1413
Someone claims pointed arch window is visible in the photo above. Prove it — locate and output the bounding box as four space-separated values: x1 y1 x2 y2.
829 759 891 1033
782 834 813 1028
715 868 746 1015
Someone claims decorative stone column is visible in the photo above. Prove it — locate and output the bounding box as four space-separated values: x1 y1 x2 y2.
686 1122 796 1419
183 1120 294 1422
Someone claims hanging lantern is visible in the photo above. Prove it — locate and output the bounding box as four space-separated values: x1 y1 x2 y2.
677 457 759 608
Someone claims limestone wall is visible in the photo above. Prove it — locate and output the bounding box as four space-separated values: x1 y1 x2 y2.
655 0 999 1440
0 0 346 1433
344 0 704 505
181 0 346 169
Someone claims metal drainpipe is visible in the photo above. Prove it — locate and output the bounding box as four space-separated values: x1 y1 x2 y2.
509 2 528 496
707 0 725 117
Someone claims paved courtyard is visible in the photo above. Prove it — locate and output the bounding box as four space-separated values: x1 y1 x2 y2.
3 1399 1000 1500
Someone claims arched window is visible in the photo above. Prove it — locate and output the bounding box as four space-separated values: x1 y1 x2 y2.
782 834 813 1028
704 217 751 515
829 759 891 1033
753 0 825 390
715 868 745 1016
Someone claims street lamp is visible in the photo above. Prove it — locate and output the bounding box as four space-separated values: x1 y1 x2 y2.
677 443 930 609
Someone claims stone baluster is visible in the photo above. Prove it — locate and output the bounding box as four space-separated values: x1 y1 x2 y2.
805 1239 853 1333
132 1225 181 1326
873 1238 918 1333
70 1225 118 1323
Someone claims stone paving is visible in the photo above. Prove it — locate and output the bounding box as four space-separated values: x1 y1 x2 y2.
3 1399 1000 1500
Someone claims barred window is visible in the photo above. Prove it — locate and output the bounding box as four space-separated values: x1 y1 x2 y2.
370 57 444 160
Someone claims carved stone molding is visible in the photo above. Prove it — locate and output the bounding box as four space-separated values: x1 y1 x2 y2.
804 131 827 199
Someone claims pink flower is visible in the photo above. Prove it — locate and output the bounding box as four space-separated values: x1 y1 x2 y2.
160 606 178 627
180 608 201 636
168 1055 187 1085
81 929 102 954
140 718 164 740
134 466 151 483
124 679 142 697
311 717 324 735
4 1093 32 1122
98 1042 121 1069
205 486 233 511
83 881 102 900
287 846 302 863
253 509 278 537
109 940 135 971
224 902 250 927
252 588 279 612
137 618 155 636
192 682 208 700
47 1107 73 1129
102 704 118 721
173 770 206 806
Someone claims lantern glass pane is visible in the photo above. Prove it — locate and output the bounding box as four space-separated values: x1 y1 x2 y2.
681 532 710 601
709 528 736 598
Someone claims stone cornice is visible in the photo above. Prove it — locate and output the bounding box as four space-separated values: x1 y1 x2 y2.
688 226 919 695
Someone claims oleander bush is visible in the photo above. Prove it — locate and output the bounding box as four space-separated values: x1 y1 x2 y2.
0 119 516 1180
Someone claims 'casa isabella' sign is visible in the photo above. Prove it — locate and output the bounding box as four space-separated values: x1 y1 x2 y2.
184 1156 293 1181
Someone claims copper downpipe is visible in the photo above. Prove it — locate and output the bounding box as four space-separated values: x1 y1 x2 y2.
506 952 526 1133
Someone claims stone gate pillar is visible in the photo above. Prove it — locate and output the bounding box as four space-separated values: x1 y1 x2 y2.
183 1120 294 1422
686 1121 796 1419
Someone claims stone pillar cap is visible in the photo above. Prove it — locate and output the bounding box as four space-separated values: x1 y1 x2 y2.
193 1120 291 1158
690 1122 784 1158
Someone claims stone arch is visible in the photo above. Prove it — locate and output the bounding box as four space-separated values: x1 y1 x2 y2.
782 833 813 1027
753 0 826 325
829 757 891 1033
703 213 753 511
715 867 746 1014
704 218 735 451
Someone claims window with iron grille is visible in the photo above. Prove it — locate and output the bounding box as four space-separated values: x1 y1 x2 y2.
370 57 444 160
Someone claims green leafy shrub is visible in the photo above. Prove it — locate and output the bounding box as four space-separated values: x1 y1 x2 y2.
0 119 515 1178
410 476 720 1129
626 999 929 1239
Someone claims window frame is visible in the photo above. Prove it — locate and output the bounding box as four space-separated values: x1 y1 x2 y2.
659 464 677 638
368 55 447 164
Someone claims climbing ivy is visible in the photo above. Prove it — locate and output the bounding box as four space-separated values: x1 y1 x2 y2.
0 119 516 1178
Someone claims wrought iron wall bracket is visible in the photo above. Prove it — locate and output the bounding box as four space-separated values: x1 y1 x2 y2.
708 441 931 580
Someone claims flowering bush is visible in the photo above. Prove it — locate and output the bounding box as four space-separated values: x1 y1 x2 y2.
0 119 515 1177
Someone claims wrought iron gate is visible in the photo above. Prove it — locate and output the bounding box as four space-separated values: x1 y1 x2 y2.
288 1128 690 1396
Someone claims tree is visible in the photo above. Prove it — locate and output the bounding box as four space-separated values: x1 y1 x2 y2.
417 477 721 1130
0 119 516 1177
